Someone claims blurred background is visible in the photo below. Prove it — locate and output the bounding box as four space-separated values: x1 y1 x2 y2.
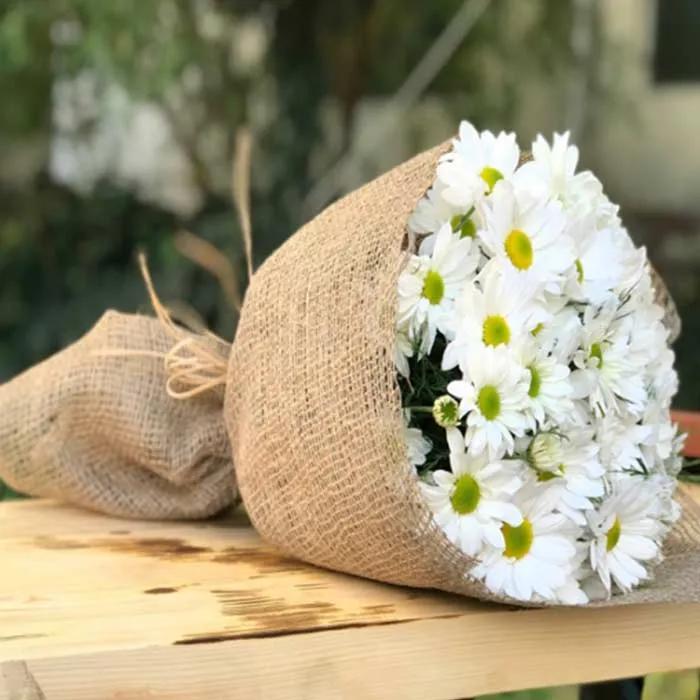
0 1 699 696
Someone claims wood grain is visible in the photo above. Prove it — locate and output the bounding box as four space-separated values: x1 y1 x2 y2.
1 487 699 699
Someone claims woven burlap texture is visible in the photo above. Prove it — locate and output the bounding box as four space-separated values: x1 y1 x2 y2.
226 140 700 606
0 310 235 518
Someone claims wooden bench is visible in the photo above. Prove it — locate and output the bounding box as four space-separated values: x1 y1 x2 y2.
2 410 700 699
0 482 699 700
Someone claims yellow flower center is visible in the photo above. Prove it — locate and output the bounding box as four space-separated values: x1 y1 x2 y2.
480 166 504 192
450 474 481 515
482 315 511 347
606 517 621 552
477 385 501 420
590 342 604 368
450 214 477 239
528 365 541 398
422 269 445 305
502 519 534 559
504 229 534 270
575 258 584 284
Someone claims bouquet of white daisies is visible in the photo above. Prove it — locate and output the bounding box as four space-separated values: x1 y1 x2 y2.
3 117 694 608
397 121 684 604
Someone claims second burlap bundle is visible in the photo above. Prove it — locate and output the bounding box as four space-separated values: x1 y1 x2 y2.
1 140 699 606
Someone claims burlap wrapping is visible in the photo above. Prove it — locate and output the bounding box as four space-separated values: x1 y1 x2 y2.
226 141 700 605
0 310 235 518
0 139 697 605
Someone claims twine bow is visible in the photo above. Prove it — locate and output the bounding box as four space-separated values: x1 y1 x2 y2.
96 127 255 400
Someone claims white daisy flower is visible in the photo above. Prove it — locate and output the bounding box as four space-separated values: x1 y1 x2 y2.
408 182 459 236
514 131 604 218
480 182 575 295
397 224 479 354
596 414 652 474
526 430 605 525
639 405 681 471
471 485 584 603
533 303 582 365
566 215 646 306
437 122 520 209
588 477 667 594
516 340 573 428
420 428 523 556
404 422 432 468
448 345 530 458
394 322 414 378
408 181 483 256
570 303 647 417
442 266 548 370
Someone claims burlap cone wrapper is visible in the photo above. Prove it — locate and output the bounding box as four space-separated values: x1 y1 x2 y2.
1 140 699 605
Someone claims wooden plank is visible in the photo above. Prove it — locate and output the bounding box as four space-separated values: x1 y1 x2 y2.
6 603 700 700
0 486 699 699
0 500 488 662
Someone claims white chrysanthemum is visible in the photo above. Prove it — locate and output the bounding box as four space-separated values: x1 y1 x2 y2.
408 181 483 257
419 428 523 556
480 182 575 295
404 422 431 468
448 345 530 458
408 182 460 235
471 485 585 603
533 303 582 365
596 414 652 474
588 477 667 594
442 267 548 370
571 303 647 417
639 405 681 471
397 224 479 354
514 131 604 219
394 322 413 378
526 430 605 525
516 340 573 428
437 122 520 209
566 215 646 306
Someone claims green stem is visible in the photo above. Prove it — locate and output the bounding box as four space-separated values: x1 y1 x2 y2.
405 406 433 414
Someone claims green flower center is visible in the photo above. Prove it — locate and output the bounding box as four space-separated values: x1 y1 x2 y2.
575 258 584 284
502 519 534 559
422 269 445 305
606 517 621 552
477 385 501 420
504 229 534 270
536 469 561 482
450 474 481 515
482 315 511 347
480 166 504 192
433 395 459 428
528 365 541 398
450 214 477 239
590 342 604 368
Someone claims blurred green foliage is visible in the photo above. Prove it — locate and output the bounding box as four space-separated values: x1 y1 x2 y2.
0 0 589 378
